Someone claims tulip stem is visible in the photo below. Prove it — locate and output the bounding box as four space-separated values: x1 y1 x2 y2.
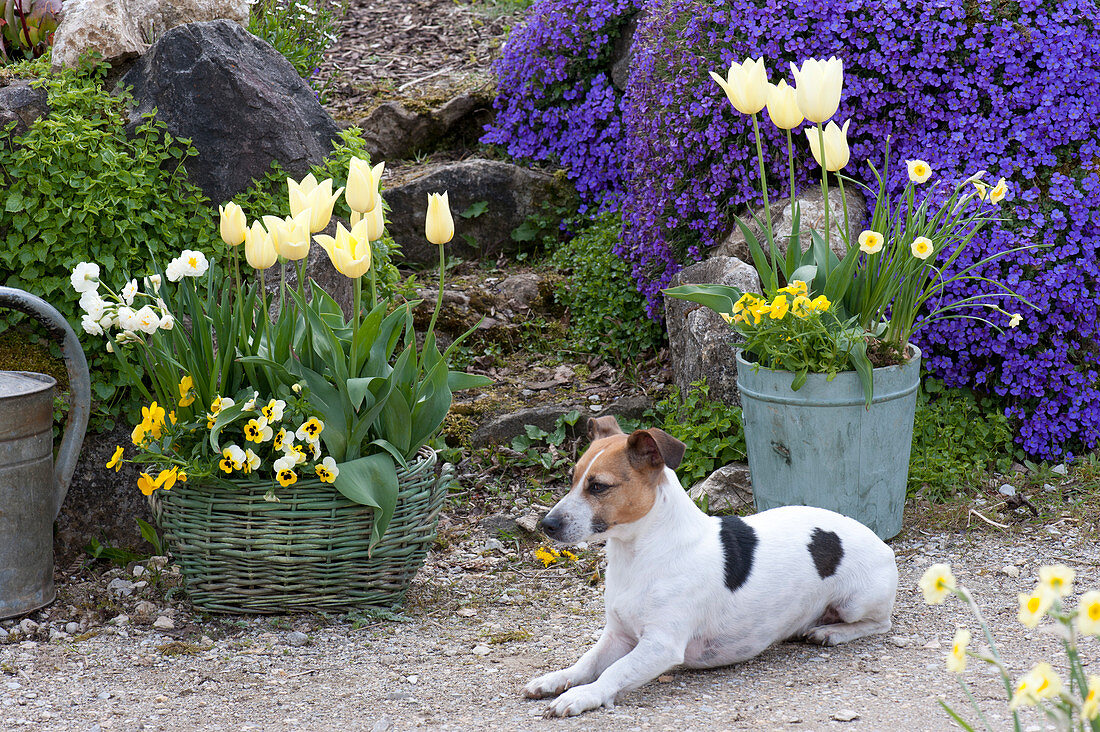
427 240 445 338
279 261 286 317
750 112 775 282
352 275 362 373
786 128 798 262
368 241 378 310
818 123 831 281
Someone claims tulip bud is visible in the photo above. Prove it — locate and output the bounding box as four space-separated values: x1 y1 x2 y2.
345 157 376 214
219 201 247 247
425 192 454 245
244 220 278 270
765 79 803 130
366 200 385 242
278 210 312 261
790 57 844 123
708 57 769 116
805 119 851 172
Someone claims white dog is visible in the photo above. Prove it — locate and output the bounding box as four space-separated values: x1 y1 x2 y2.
524 416 898 717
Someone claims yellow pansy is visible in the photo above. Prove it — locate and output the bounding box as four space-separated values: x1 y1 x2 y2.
106 446 124 472
918 564 956 604
810 294 830 312
769 295 790 320
276 468 298 488
178 375 196 408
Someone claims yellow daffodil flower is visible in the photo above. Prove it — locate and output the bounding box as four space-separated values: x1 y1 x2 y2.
911 236 933 260
1083 675 1099 720
989 177 1009 204
919 564 957 604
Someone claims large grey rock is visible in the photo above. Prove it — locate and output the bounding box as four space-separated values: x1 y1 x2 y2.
470 395 652 448
611 13 645 91
689 463 753 515
357 87 493 161
51 0 249 70
665 257 760 405
713 186 867 263
118 20 341 204
0 81 49 138
385 160 566 264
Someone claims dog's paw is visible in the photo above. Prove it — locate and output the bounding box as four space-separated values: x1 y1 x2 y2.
524 670 573 699
806 624 845 647
545 683 611 717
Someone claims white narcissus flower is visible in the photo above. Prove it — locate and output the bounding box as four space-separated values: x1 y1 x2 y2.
790 56 844 123
946 628 969 673
1017 590 1053 628
765 79 803 130
990 177 1009 204
1078 590 1100 636
70 262 100 293
1038 564 1075 597
81 314 104 336
144 274 162 293
121 279 138 305
911 236 933 260
174 250 209 278
79 289 106 319
805 119 851 172
1008 313 1022 328
858 230 884 255
918 563 956 604
134 305 160 334
709 57 769 115
906 159 932 184
116 306 140 332
159 312 175 331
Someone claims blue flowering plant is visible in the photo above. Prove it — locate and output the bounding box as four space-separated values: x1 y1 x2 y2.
664 55 1039 405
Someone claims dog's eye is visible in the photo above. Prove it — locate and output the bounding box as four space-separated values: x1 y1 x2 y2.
587 481 611 495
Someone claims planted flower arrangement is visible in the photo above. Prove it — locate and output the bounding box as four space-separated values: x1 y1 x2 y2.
71 160 490 613
665 56 1037 538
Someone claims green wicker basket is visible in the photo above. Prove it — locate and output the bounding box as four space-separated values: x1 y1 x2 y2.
148 447 449 614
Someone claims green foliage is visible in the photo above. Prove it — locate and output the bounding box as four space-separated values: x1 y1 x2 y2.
510 410 583 472
647 381 746 489
232 127 405 301
909 378 1016 500
247 0 340 91
0 64 217 425
550 210 664 362
0 0 60 64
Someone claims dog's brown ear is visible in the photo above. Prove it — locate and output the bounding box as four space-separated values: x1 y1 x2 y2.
587 416 624 442
626 428 686 470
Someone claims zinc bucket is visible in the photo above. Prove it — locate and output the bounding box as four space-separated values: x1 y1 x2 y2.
735 347 921 540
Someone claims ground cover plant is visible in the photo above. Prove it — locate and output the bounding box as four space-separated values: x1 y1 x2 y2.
487 0 1100 462
248 0 342 93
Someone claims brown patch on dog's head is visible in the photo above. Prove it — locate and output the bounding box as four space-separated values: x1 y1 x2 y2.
570 426 687 534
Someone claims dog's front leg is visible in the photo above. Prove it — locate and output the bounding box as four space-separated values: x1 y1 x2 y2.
545 632 684 717
524 628 634 699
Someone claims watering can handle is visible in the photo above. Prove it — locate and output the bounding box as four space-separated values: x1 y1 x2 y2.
0 286 91 519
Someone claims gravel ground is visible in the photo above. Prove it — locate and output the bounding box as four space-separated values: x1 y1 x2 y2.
4 519 1097 731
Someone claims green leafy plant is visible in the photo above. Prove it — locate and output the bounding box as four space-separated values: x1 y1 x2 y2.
909 379 1015 501
248 0 340 91
647 381 746 488
550 210 664 362
510 410 583 472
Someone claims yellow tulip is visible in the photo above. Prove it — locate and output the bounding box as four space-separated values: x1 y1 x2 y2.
315 220 372 279
790 56 844 123
306 179 345 234
262 215 291 258
275 210 312 261
805 119 851 172
708 57 769 116
766 79 803 130
287 173 319 217
244 220 278 270
425 192 454 245
218 201 247 247
366 199 386 242
345 158 386 214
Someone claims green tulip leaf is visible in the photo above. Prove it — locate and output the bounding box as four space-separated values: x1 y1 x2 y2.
331 453 399 549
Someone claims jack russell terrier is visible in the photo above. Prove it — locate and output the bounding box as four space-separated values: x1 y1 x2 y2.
524 416 898 717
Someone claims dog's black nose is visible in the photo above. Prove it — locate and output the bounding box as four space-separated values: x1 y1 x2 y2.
540 513 564 539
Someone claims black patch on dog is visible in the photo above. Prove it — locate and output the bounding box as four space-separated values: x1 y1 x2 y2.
719 516 757 591
590 518 609 535
808 528 844 579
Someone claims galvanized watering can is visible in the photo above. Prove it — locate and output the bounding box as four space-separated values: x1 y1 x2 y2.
0 286 90 619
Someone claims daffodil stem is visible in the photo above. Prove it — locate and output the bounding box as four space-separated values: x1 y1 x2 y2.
427 240 445 337
957 676 995 732
750 112 775 284
818 123 830 282
958 588 1022 732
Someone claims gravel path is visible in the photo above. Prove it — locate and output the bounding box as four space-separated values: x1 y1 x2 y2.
4 521 1097 731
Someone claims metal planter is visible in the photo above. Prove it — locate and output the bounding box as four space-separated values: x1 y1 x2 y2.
736 347 921 540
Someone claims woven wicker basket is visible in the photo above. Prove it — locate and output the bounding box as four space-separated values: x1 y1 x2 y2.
148 447 449 614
